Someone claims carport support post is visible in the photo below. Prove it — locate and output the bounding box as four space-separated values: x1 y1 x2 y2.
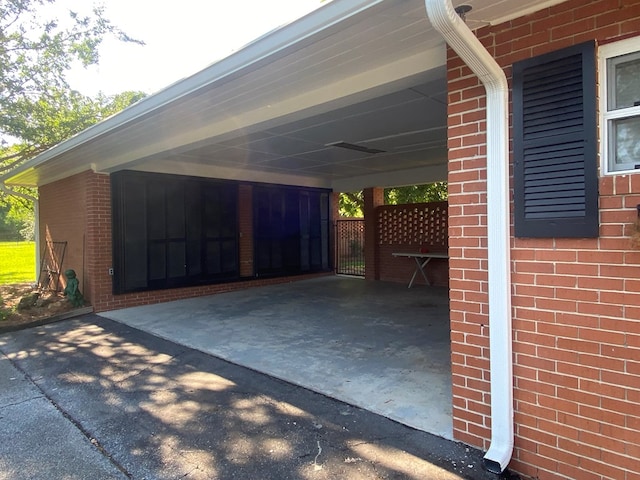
363 187 384 280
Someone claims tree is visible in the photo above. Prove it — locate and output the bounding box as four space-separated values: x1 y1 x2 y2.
0 0 144 239
339 191 364 217
338 182 448 217
0 201 24 240
1 0 144 159
0 89 146 239
0 0 142 117
1 88 146 173
385 182 448 205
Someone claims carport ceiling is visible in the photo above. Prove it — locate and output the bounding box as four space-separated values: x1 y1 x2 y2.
4 0 565 191
141 72 450 192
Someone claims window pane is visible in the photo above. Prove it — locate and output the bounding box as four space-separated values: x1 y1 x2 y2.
609 53 640 110
610 116 640 167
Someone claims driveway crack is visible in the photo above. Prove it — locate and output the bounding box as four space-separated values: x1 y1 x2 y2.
0 395 45 409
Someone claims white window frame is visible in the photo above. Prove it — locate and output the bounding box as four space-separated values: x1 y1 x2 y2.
599 36 640 175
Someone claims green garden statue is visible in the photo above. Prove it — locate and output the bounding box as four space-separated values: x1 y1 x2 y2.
63 269 84 307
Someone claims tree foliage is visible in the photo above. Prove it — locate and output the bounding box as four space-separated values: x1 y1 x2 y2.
339 191 364 217
1 89 146 174
0 89 146 238
1 0 144 146
338 182 448 217
0 0 145 239
385 182 448 205
0 0 141 115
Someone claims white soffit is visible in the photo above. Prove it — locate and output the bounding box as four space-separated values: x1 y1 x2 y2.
3 0 569 190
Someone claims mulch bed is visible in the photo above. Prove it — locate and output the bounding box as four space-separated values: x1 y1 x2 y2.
0 283 93 333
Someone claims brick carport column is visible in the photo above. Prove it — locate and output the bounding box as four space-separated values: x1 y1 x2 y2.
84 171 113 311
238 184 254 278
363 187 384 280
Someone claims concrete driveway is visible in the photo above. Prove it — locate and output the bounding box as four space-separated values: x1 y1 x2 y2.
100 276 453 439
0 315 497 480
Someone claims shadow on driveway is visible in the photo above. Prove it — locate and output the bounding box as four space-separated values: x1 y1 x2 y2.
0 315 496 480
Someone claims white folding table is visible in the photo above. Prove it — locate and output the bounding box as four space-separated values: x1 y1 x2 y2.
391 252 449 288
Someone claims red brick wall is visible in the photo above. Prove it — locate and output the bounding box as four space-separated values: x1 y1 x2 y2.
447 1 640 479
238 184 254 277
377 202 449 287
85 172 113 309
363 187 384 280
38 171 88 292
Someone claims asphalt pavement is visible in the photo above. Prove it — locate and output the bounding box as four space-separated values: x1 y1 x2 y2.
0 315 499 480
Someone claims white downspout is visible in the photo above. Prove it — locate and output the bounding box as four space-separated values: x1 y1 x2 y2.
0 183 40 283
424 0 513 474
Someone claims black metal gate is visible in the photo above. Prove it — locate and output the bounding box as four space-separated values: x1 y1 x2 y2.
335 219 365 276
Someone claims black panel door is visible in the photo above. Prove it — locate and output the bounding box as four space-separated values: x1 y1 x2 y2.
253 186 330 277
112 171 239 294
119 176 148 292
203 186 238 276
254 188 285 275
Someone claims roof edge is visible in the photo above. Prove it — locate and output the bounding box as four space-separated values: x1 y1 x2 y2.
2 0 385 186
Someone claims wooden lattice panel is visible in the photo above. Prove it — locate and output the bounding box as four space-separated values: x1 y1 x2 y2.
377 201 448 247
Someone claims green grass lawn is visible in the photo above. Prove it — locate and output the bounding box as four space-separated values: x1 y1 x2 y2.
0 242 36 284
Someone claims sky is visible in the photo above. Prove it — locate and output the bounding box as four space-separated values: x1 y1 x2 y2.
47 0 329 97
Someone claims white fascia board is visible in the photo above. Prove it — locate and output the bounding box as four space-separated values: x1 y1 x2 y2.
2 0 385 185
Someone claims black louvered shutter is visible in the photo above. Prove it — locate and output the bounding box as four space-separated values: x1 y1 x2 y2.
513 41 598 238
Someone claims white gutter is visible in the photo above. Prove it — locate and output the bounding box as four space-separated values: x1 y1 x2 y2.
0 183 40 283
424 0 513 474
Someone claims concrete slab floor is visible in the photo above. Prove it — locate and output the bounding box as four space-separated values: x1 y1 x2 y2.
100 276 453 439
